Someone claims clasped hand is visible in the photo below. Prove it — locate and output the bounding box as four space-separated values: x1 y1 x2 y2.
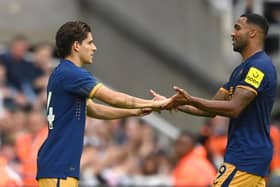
150 86 192 111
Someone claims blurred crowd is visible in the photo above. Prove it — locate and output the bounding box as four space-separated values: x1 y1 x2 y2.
0 35 280 187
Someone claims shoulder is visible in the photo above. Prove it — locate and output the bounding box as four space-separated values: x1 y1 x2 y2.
53 61 80 79
243 52 277 90
54 61 95 86
246 52 275 74
61 60 92 76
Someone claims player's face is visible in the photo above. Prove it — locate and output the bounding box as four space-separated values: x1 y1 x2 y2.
79 32 97 64
231 17 250 53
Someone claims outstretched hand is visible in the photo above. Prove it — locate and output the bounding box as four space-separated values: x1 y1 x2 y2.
149 89 175 111
161 86 192 110
148 87 192 111
173 85 192 105
150 89 167 100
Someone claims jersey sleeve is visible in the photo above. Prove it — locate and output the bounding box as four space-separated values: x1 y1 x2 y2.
222 72 232 91
222 82 230 91
237 64 267 95
63 68 102 98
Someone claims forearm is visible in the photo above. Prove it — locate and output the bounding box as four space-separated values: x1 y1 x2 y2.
189 96 238 117
187 87 256 118
87 101 138 119
178 105 216 117
111 93 154 109
94 86 155 109
190 97 243 118
172 86 255 118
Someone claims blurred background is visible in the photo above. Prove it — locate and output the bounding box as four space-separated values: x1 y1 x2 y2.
0 0 279 186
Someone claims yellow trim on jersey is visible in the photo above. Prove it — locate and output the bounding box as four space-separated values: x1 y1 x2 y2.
86 99 91 106
219 87 230 94
236 85 257 95
38 177 79 187
244 67 264 89
89 83 103 98
85 99 92 115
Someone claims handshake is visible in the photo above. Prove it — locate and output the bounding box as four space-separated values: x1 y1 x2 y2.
150 86 192 110
136 86 192 116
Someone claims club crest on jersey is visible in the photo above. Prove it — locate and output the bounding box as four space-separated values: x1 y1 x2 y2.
245 67 264 88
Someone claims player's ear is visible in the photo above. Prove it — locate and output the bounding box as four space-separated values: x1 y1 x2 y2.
249 27 257 38
73 41 80 53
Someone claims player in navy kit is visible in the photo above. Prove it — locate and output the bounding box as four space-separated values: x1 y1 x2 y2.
36 21 171 187
152 13 278 186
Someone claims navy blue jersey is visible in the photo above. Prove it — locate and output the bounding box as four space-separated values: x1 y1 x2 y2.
37 59 102 179
223 51 278 176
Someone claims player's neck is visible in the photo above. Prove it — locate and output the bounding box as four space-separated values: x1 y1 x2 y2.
65 55 83 67
241 44 262 62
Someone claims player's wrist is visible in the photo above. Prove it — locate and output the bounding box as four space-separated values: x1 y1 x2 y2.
188 96 196 105
131 108 140 116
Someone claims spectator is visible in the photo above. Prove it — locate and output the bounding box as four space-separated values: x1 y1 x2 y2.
0 103 27 150
15 108 48 187
0 63 10 117
0 35 35 105
173 131 216 187
0 154 22 187
268 124 280 187
0 134 22 180
31 42 54 94
201 116 228 169
80 117 173 186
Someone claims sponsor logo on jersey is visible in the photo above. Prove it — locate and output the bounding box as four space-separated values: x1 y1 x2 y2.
245 67 264 88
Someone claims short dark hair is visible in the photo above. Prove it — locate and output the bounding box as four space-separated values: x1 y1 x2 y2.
240 13 269 36
56 21 91 58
